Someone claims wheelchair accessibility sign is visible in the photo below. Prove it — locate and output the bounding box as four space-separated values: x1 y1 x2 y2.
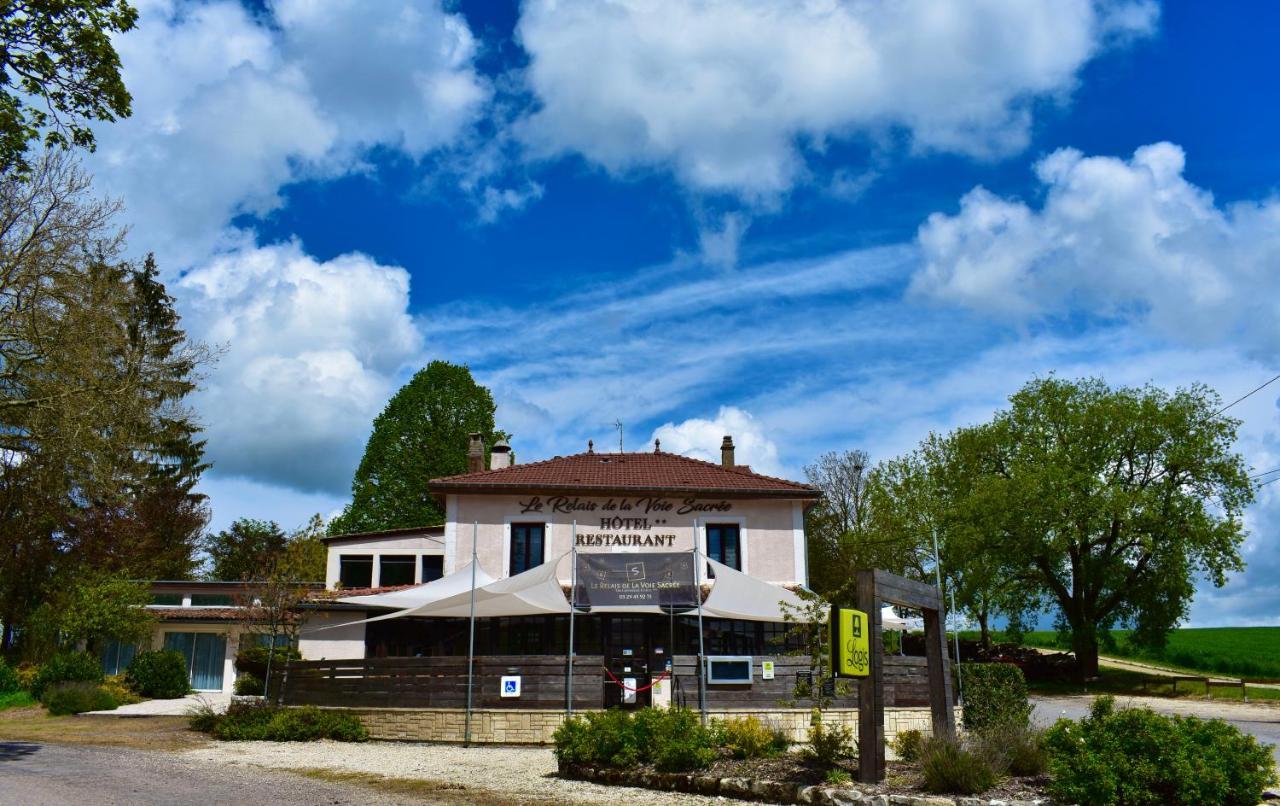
501 675 521 698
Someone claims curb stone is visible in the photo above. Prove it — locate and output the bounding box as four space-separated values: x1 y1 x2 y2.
559 764 1046 806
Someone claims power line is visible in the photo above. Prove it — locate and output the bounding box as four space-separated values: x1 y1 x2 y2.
1259 476 1279 489
1213 373 1280 417
1251 467 1280 479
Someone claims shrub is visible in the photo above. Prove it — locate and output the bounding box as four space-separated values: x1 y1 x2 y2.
1003 724 1048 777
126 650 191 698
551 707 717 772
717 715 790 759
803 712 855 768
234 644 300 678
960 662 1031 733
1044 696 1275 806
920 736 999 795
15 662 39 692
42 681 118 715
893 728 926 762
186 699 221 733
824 769 852 785
233 673 264 696
189 701 367 742
0 658 19 694
32 651 102 699
101 674 143 706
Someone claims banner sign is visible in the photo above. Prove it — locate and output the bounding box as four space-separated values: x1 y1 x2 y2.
573 552 697 609
831 606 871 678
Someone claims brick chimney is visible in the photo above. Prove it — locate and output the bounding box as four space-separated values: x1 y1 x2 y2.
720 435 735 467
467 432 484 473
489 438 512 470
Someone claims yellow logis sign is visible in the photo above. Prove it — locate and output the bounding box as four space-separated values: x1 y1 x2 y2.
831 606 871 678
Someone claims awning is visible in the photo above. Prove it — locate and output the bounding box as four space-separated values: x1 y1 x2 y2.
699 558 815 622
386 553 572 618
335 561 495 609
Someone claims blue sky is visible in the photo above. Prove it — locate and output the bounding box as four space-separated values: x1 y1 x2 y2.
87 1 1280 626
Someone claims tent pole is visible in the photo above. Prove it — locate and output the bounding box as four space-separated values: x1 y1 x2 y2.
567 523 577 716
465 521 478 746
694 523 708 727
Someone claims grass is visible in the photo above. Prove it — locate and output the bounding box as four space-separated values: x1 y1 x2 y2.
0 706 206 752
1024 666 1280 702
290 768 578 806
1013 627 1280 682
0 691 36 711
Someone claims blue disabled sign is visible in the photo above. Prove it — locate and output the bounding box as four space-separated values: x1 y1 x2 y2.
500 675 521 698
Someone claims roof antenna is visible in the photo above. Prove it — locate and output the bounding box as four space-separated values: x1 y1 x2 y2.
654 438 661 453
614 420 624 453
587 439 594 454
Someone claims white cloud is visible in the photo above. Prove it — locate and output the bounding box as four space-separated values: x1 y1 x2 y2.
911 142 1280 357
515 0 1157 199
698 213 751 269
91 0 487 266
652 406 783 476
179 238 424 494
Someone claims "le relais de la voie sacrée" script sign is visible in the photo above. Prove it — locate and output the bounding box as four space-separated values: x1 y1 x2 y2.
517 495 733 548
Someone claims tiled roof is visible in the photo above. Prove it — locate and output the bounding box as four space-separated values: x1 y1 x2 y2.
149 607 243 621
306 584 418 601
431 451 820 498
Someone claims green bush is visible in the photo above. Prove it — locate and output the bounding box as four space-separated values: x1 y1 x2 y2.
101 674 143 706
920 736 999 795
125 650 191 698
1003 724 1048 777
1044 696 1275 806
893 728 925 762
32 651 102 699
716 715 790 759
234 644 300 678
803 712 855 768
960 662 1031 732
42 681 118 715
233 673 264 696
551 707 717 772
0 658 19 694
189 702 367 742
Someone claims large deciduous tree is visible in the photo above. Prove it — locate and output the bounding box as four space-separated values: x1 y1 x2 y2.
203 518 288 582
883 377 1253 678
329 361 503 535
0 0 138 174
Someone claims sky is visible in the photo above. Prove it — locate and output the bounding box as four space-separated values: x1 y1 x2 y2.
82 0 1280 627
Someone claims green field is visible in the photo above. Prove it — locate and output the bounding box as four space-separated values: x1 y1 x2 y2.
1015 627 1280 682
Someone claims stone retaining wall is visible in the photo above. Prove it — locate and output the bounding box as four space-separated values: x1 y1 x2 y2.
344 706 957 745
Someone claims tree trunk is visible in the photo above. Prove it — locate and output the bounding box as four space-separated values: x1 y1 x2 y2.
1071 621 1100 681
978 611 991 650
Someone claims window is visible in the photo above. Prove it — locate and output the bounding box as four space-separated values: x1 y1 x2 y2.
164 632 226 691
380 555 416 587
509 523 545 575
339 554 373 588
190 593 234 607
151 593 182 606
421 555 444 583
706 523 741 571
100 639 138 676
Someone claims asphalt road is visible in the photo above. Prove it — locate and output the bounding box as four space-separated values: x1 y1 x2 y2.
0 741 425 806
1032 694 1280 766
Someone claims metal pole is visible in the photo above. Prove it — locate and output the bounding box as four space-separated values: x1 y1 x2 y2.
931 529 963 706
693 525 708 727
464 521 478 745
567 522 577 716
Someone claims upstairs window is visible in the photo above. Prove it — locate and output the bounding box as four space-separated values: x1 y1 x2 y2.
151 593 182 606
706 523 741 571
379 555 416 587
509 523 545 576
339 554 373 588
190 593 234 607
421 555 444 583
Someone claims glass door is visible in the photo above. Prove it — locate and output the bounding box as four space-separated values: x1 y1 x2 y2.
164 632 227 691
604 616 651 709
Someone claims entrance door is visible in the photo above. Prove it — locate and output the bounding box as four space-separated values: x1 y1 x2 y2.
604 616 651 709
164 632 227 691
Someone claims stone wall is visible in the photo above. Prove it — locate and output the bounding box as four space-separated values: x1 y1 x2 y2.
345 706 958 745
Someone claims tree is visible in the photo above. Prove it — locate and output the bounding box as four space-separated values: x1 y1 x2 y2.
883 377 1253 679
0 0 138 174
204 519 287 582
329 361 504 534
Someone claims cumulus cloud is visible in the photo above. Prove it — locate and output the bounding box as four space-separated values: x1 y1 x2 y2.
651 407 783 476
911 142 1280 356
91 0 487 266
515 0 1157 199
179 238 424 493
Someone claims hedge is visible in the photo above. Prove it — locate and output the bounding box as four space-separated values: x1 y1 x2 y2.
959 662 1031 732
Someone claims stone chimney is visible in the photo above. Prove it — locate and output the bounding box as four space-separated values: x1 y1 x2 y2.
490 438 512 470
467 432 484 473
720 435 735 467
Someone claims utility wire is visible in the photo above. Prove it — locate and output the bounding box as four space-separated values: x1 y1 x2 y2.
1250 467 1280 480
1213 373 1280 418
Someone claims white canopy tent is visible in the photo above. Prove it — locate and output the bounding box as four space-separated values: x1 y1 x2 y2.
395 554 572 618
700 558 815 622
335 561 496 609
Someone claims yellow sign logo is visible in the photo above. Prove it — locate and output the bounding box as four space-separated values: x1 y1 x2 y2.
831 607 871 678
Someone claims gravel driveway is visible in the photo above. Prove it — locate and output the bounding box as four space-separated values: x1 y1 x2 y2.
183 741 758 805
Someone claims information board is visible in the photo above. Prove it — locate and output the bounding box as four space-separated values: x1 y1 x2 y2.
831 606 871 678
573 552 697 608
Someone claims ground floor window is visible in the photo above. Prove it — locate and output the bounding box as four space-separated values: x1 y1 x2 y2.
163 631 226 691
379 555 416 587
339 554 373 588
99 639 138 676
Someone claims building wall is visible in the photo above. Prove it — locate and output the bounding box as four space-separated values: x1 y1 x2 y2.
447 493 807 585
325 533 445 589
299 610 368 661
